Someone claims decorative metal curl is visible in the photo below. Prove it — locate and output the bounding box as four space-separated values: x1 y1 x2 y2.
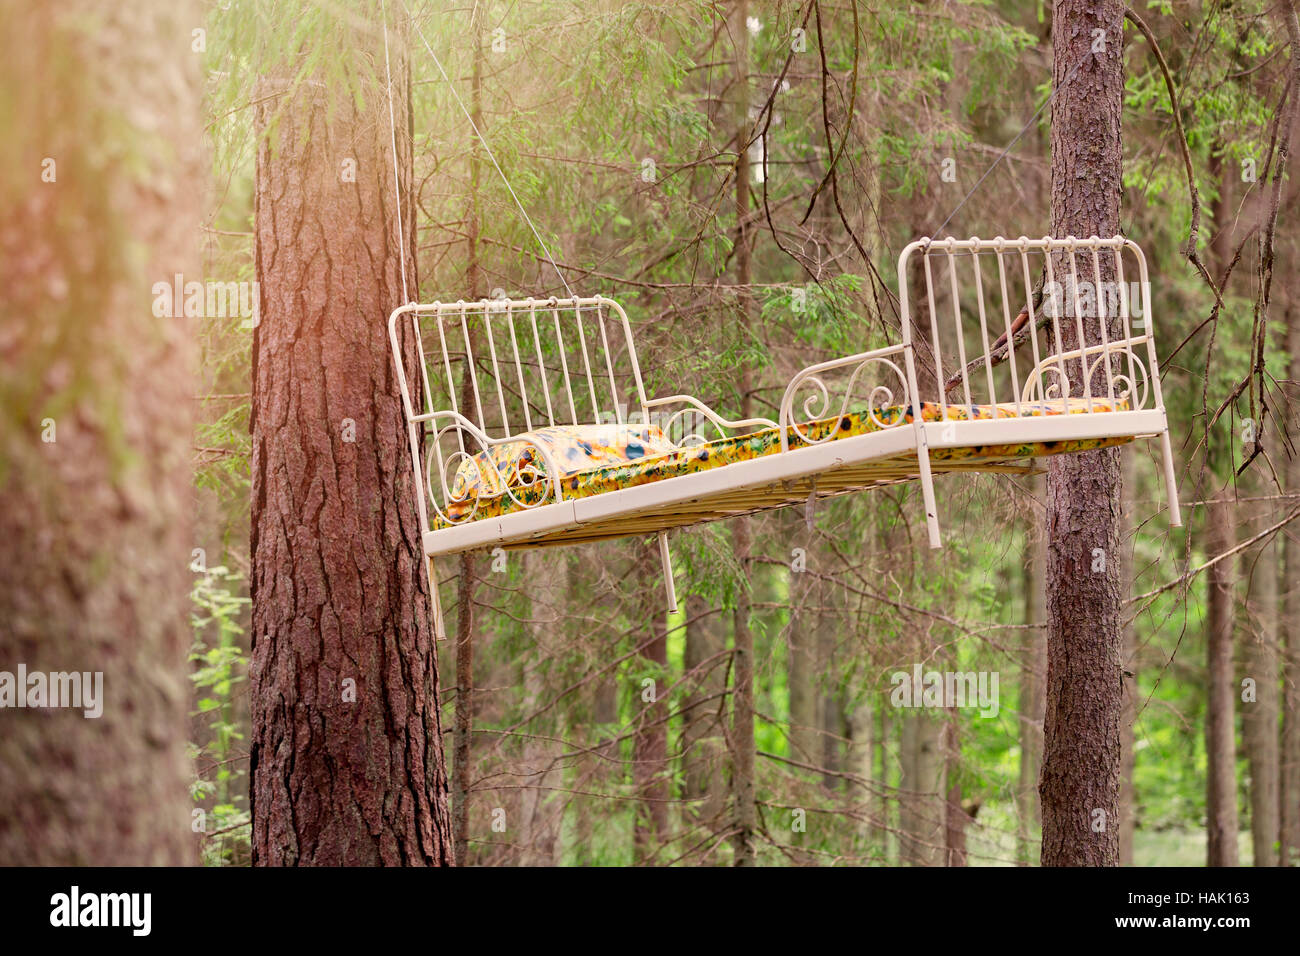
784 356 909 447
425 423 559 525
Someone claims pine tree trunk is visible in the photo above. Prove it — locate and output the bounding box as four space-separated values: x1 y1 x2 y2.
0 0 200 865
248 20 453 865
1205 495 1240 866
1039 0 1126 867
633 548 670 862
728 0 758 868
1119 448 1139 866
682 593 727 829
1018 477 1047 865
1241 467 1280 866
1284 300 1300 866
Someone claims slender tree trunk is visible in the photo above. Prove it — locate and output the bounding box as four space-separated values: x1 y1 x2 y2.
1205 494 1241 866
728 0 758 867
1241 466 1280 865
249 17 453 865
1018 478 1047 865
518 549 562 866
1119 448 1139 865
1039 0 1126 867
682 593 727 830
899 708 945 865
633 548 670 862
1284 300 1300 866
452 10 487 866
0 0 200 865
1203 148 1240 868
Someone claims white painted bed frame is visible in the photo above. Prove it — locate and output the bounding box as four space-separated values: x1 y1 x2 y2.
389 235 1182 630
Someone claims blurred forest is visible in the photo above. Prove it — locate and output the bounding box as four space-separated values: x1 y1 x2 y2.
5 0 1300 867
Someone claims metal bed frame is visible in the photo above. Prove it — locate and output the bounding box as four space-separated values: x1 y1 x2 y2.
389 235 1182 629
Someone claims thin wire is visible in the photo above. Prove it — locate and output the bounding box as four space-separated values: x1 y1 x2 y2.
401 0 575 298
380 0 410 303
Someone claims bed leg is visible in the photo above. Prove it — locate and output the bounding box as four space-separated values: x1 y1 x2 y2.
915 430 942 549
427 554 448 642
658 530 679 614
1160 429 1182 528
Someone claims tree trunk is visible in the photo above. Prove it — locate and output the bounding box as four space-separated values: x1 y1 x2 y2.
899 709 945 865
633 547 670 862
1284 299 1300 866
1240 466 1280 866
682 593 727 830
1039 0 1126 867
248 18 453 865
453 8 487 866
518 549 562 866
1119 448 1139 865
1018 477 1047 865
728 0 758 868
1205 494 1241 866
0 0 200 865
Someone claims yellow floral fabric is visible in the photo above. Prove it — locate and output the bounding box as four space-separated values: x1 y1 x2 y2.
436 400 1130 527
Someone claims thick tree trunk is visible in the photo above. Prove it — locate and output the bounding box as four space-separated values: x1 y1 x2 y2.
1241 468 1280 866
0 0 200 865
1039 0 1127 867
248 20 453 865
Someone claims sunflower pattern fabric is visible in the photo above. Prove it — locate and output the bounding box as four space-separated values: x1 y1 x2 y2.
436 400 1130 526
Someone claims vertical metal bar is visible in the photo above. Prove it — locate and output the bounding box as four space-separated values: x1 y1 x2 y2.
483 300 511 435
1043 244 1070 413
507 303 533 432
459 303 486 430
596 301 623 424
947 246 973 409
899 242 942 548
658 530 678 613
922 250 947 418
1019 243 1046 406
994 246 1023 415
1113 246 1137 405
412 311 445 494
529 303 556 426
1067 242 1093 412
551 303 578 423
436 309 465 454
1091 245 1116 403
573 301 601 423
971 249 998 408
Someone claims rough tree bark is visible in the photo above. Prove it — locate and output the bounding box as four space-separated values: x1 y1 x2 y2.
0 0 200 865
1204 149 1239 868
728 0 758 867
1039 0 1127 867
248 16 453 865
1241 465 1279 866
1285 297 1300 866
